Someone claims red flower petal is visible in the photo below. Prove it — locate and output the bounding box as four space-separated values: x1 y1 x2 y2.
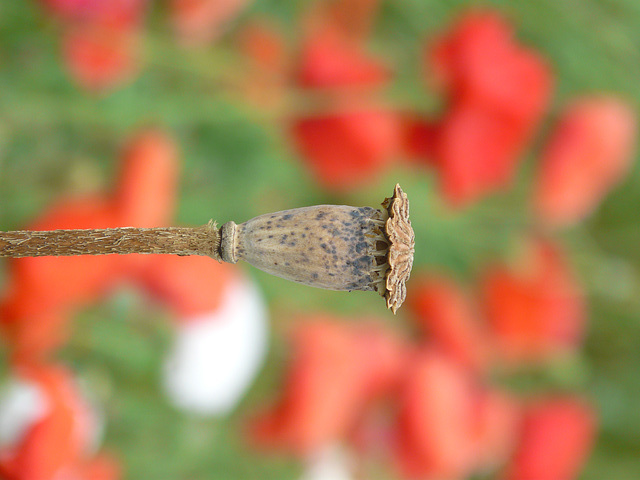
62 26 140 92
249 320 365 454
40 0 146 30
407 274 490 373
400 115 437 163
0 198 124 359
76 453 122 480
238 21 288 75
503 397 596 480
292 109 400 191
170 0 250 46
471 388 520 471
430 12 513 95
4 197 124 313
482 239 585 363
114 130 180 228
135 254 237 318
297 27 389 89
534 97 637 226
236 20 289 107
427 11 552 206
395 348 475 479
249 317 403 455
7 365 95 480
435 104 525 205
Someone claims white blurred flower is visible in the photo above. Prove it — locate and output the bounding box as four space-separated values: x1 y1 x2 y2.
301 445 355 480
0 378 49 447
163 275 268 415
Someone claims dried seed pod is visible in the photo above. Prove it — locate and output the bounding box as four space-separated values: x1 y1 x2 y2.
220 184 415 312
0 186 414 312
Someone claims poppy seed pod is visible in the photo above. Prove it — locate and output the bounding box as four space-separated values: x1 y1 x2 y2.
0 186 414 312
219 184 415 312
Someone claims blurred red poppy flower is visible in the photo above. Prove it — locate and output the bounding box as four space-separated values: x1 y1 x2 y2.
429 12 511 95
435 104 533 205
425 12 552 206
0 197 124 361
136 254 234 318
239 21 287 73
534 96 637 226
430 13 550 124
249 320 365 454
40 0 145 93
394 348 476 479
170 0 250 46
6 197 124 310
481 239 585 363
40 0 146 29
62 26 140 92
471 388 520 471
297 27 389 90
407 274 490 373
0 309 69 367
395 349 521 479
237 21 289 106
309 0 380 46
293 109 401 191
249 317 404 455
114 130 180 228
74 454 121 480
0 364 105 480
400 115 436 163
291 19 401 192
503 397 596 480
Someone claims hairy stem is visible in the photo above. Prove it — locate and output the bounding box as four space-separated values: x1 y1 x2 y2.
0 223 221 261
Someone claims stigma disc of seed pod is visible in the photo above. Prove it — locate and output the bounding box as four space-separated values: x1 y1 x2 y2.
219 184 415 313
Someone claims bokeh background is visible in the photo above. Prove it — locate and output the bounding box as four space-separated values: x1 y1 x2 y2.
0 1 639 479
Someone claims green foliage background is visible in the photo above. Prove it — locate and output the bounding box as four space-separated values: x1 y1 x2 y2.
0 1 639 478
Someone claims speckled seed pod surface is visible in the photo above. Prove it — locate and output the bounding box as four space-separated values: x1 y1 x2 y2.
220 184 415 312
224 205 388 291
